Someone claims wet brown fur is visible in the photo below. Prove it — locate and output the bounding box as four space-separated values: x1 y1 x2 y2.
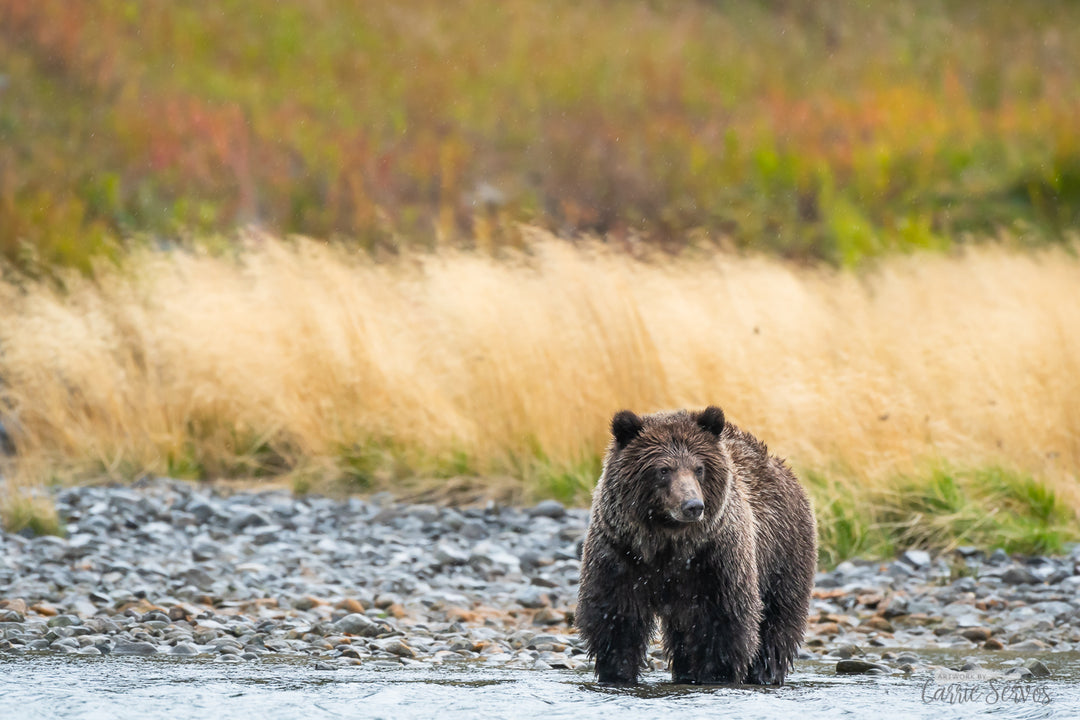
576 406 817 685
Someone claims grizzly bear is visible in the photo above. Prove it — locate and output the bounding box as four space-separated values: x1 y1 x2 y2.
576 406 816 686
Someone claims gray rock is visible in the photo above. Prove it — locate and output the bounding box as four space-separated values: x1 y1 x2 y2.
1023 659 1051 677
226 506 272 533
886 562 914 579
460 520 488 540
1001 566 1041 585
375 639 415 658
881 595 910 618
46 615 82 628
410 505 441 524
190 539 219 562
900 550 932 569
836 659 890 675
516 586 551 609
434 543 468 565
168 642 200 656
833 644 862 659
251 526 283 545
333 613 385 637
528 500 566 520
112 640 159 656
185 499 218 524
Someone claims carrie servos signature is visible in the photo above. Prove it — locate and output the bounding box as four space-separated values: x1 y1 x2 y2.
921 668 1053 705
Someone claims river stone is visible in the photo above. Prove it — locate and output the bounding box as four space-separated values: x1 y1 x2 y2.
226 506 272 532
112 640 159 656
46 615 82 628
376 639 415 658
516 586 551 609
334 613 384 637
833 644 862 659
168 642 200 656
251 526 282 545
528 500 566 520
954 613 984 628
881 595 909 618
836 659 890 675
960 627 992 642
1009 638 1048 651
900 550 932 569
1001 566 1041 585
886 562 913 579
1023 659 1051 677
434 543 468 565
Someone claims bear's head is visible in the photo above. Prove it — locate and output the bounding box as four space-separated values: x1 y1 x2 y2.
604 405 730 530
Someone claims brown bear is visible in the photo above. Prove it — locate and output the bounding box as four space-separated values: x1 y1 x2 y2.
576 405 816 686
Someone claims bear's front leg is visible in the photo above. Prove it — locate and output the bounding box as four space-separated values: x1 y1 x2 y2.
662 552 763 684
576 536 655 685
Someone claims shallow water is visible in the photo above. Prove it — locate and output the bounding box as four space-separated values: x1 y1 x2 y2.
1 650 1078 720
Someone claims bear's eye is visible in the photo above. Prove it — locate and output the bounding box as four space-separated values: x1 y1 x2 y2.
658 467 671 479
695 465 705 478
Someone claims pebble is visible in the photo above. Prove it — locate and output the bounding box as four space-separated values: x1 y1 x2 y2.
0 479 1076 674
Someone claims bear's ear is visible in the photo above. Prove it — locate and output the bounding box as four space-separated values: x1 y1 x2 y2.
696 405 726 437
611 410 644 448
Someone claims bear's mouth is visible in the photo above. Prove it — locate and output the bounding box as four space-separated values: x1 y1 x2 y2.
666 508 706 525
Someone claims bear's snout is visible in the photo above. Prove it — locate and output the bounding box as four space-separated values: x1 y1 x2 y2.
679 498 704 520
668 472 705 523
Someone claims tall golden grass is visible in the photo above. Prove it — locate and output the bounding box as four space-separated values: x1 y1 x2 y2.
1 231 1078 511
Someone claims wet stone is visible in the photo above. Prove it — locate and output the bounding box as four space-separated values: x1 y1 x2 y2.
836 659 890 675
833 644 862 659
112 640 158 656
168 643 199 656
1024 659 1051 677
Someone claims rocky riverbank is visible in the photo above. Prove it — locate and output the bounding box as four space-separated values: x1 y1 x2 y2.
2 480 1079 676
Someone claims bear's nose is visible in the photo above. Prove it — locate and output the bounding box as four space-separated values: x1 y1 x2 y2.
680 499 704 520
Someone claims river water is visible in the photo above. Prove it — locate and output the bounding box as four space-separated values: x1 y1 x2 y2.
1 650 1077 720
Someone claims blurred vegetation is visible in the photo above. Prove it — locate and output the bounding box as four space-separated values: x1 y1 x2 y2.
2 0 1079 271
809 466 1077 566
0 490 63 537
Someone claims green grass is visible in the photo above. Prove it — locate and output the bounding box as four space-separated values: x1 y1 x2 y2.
806 466 1077 567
